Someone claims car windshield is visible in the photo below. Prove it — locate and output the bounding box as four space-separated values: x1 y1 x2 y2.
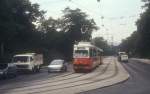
119 52 126 55
13 56 29 62
50 60 63 65
120 53 126 55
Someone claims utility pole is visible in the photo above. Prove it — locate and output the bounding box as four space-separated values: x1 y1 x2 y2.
1 42 4 57
111 35 114 46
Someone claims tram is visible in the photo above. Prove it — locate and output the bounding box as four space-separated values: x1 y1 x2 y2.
73 42 103 72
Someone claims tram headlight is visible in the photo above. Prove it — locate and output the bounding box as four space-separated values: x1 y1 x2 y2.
74 59 78 62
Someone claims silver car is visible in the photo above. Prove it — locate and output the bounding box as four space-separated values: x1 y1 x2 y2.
48 59 67 73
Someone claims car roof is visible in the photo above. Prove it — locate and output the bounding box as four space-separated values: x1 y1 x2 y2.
52 59 64 62
14 53 36 57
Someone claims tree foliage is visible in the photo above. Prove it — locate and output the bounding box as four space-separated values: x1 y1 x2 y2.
120 0 150 58
37 8 98 60
119 31 139 56
92 37 116 55
62 7 98 42
0 0 44 55
0 0 99 63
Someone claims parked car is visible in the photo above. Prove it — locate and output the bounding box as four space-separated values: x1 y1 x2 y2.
0 63 18 78
48 59 67 73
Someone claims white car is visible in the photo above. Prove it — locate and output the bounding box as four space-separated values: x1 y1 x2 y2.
120 54 128 62
48 59 67 73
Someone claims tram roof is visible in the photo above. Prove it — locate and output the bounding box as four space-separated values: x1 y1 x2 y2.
74 42 103 52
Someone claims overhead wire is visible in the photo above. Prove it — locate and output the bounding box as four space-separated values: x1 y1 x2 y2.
67 0 140 43
68 0 140 27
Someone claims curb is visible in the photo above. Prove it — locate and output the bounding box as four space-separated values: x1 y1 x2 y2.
78 58 130 94
131 58 150 65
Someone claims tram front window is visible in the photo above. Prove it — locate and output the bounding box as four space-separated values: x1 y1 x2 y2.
74 50 89 57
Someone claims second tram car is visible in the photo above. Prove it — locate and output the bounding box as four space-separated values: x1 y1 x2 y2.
73 42 103 72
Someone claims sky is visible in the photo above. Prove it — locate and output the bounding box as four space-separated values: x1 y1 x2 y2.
30 0 144 45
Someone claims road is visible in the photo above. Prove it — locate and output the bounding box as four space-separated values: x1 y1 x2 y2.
0 57 120 94
80 59 150 94
0 57 150 94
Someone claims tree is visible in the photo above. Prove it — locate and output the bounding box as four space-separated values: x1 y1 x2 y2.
135 0 150 57
119 0 150 58
0 0 44 58
38 8 99 60
119 31 139 57
92 37 115 55
61 8 98 59
62 7 98 42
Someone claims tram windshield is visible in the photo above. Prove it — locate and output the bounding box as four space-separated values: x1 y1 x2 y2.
74 50 89 58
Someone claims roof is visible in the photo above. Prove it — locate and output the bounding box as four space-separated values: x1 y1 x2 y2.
74 42 93 47
74 42 103 52
14 53 36 57
118 52 126 54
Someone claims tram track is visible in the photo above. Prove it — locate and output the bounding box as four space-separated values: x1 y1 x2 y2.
0 59 109 90
0 59 112 94
0 69 73 87
0 72 76 90
28 59 118 94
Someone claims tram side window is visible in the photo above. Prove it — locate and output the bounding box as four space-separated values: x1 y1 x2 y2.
94 49 97 56
97 51 101 56
90 49 93 57
90 49 97 57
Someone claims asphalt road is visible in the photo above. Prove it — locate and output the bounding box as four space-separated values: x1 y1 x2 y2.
80 59 150 94
0 68 63 86
0 57 115 94
0 58 150 94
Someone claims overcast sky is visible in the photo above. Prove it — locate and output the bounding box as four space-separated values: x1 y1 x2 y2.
30 0 144 45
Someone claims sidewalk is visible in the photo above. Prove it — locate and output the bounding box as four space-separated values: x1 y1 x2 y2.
131 58 150 64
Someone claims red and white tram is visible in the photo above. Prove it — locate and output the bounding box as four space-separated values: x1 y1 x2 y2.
73 42 103 72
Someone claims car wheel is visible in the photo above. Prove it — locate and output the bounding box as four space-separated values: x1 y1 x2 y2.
64 66 67 72
62 66 67 72
31 67 36 73
38 66 41 72
36 66 40 72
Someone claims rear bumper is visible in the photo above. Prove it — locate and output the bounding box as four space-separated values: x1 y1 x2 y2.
121 60 128 62
121 58 128 61
48 67 62 72
48 66 67 72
